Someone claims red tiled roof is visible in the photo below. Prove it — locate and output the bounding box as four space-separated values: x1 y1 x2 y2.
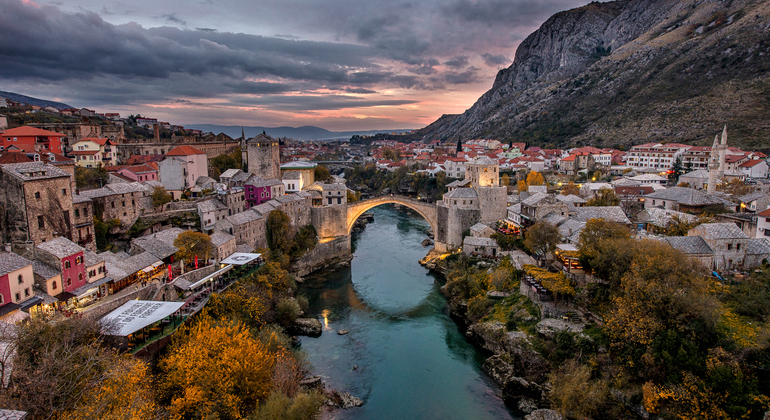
725 155 747 163
0 126 65 137
0 152 34 164
70 150 99 155
560 155 576 162
758 208 770 218
739 159 765 168
78 137 111 146
123 164 156 173
166 145 205 156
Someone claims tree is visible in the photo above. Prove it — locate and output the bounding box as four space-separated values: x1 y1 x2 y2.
173 231 214 264
501 173 510 186
717 178 753 196
266 210 293 255
75 166 108 190
549 359 609 419
670 157 684 183
210 152 240 176
59 356 158 420
524 221 561 263
578 219 633 286
586 188 620 206
561 182 580 196
151 186 172 208
159 314 275 419
526 171 545 186
314 165 333 183
347 190 360 203
456 138 462 153
383 148 401 161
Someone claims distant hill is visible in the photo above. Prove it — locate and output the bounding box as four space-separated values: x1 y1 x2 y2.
185 124 415 141
0 90 73 110
419 0 770 152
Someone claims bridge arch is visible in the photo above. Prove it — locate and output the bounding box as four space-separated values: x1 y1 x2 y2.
346 196 437 236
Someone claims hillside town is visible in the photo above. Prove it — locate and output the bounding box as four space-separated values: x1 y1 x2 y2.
2 95 770 418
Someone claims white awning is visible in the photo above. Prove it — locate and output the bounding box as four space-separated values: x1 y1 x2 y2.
187 265 232 290
151 261 163 268
219 252 262 266
141 266 154 273
101 300 185 336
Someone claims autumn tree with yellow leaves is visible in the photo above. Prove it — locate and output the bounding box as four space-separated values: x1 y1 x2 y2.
159 314 276 419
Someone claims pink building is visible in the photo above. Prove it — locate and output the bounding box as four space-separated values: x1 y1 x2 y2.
0 252 35 308
117 164 159 182
164 145 208 190
35 237 87 294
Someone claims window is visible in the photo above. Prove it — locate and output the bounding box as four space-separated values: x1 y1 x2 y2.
0 294 3 304
64 261 70 269
38 216 45 229
17 274 23 284
78 273 83 282
62 188 66 196
727 243 732 250
15 293 20 302
24 288 29 297
75 209 80 218
328 198 332 205
66 278 72 286
111 202 115 208
76 256 82 265
737 243 741 251
34 191 41 199
52 281 57 290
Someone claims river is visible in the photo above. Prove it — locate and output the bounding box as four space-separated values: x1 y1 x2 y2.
298 205 517 420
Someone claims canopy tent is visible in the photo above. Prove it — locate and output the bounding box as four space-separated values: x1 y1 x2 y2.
220 252 262 266
101 300 184 337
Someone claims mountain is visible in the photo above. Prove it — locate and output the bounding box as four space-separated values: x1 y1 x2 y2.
419 0 770 151
184 124 415 140
0 90 73 110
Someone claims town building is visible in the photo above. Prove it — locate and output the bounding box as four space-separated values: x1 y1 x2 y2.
280 161 316 185
0 252 35 309
160 145 208 195
70 138 117 167
246 134 280 179
0 162 75 246
79 182 153 228
0 126 64 154
626 143 690 170
34 237 88 295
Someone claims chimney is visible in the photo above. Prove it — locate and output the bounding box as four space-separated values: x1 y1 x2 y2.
153 123 160 142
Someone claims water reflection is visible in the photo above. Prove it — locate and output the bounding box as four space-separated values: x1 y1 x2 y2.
298 205 516 420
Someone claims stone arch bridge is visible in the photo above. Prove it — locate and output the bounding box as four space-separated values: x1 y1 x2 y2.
346 196 437 236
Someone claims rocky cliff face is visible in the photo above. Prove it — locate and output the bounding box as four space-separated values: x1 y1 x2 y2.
421 0 770 150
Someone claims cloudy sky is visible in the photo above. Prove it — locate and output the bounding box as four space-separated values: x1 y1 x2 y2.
1 0 587 131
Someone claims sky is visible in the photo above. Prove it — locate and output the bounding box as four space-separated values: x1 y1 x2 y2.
0 0 588 131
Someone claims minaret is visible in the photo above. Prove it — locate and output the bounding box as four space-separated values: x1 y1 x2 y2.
717 125 728 177
707 134 719 193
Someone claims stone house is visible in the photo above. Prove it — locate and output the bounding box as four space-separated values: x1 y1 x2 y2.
520 193 569 226
470 223 495 238
644 187 733 213
157 157 189 197
570 206 631 227
72 194 96 251
271 193 312 228
210 231 236 262
130 227 185 264
79 182 153 228
0 162 76 246
663 236 714 269
463 236 499 258
217 187 246 216
0 252 35 308
739 192 770 214
198 198 229 232
688 223 752 270
215 210 266 251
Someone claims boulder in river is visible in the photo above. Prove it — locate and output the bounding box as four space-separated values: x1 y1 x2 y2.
327 390 363 409
291 318 323 337
337 329 350 335
421 238 434 247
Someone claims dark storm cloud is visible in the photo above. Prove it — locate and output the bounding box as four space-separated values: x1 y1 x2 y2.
344 87 378 94
444 68 479 84
162 13 186 25
444 56 470 68
481 53 510 67
443 0 584 25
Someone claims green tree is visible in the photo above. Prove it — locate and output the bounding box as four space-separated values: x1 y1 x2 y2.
75 166 108 190
152 186 172 208
173 231 215 264
524 221 561 263
267 210 293 254
210 153 239 176
314 165 333 183
578 219 634 286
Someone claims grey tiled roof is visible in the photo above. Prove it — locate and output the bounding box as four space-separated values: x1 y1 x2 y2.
226 209 263 226
739 192 769 204
556 194 587 204
32 260 60 279
320 182 347 191
636 208 698 228
521 192 548 206
100 251 161 281
131 228 184 260
746 238 770 255
0 252 32 276
80 182 149 199
558 220 586 243
0 409 27 420
697 223 748 240
36 237 84 259
444 188 478 199
463 236 498 247
83 250 104 267
0 162 70 181
251 202 278 216
447 179 472 188
680 169 710 179
470 223 492 234
282 171 302 180
572 206 631 224
72 194 92 204
541 212 567 226
664 236 713 255
198 199 227 213
220 169 241 179
467 156 497 166
210 231 235 247
644 187 722 206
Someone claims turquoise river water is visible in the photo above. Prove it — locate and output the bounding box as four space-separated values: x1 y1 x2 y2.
298 205 517 420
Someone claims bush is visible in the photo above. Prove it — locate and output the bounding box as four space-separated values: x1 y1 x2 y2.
276 299 302 328
467 296 493 321
248 391 324 420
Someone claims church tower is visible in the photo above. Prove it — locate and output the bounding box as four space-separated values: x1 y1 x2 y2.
246 133 280 179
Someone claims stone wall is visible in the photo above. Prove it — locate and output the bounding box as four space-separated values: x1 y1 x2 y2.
247 139 280 179
477 186 508 224
311 205 347 239
292 236 352 277
437 202 481 251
